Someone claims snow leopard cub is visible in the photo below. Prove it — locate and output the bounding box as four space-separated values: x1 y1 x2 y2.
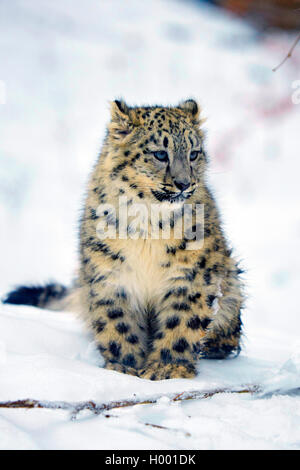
79 99 244 380
4 99 244 380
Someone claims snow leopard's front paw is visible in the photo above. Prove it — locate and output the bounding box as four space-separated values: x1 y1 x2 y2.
138 361 196 381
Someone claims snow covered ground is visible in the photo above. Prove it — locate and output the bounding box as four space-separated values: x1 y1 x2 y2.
0 0 300 450
1 304 300 450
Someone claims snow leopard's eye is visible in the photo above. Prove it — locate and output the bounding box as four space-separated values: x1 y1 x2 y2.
153 150 168 162
190 150 200 162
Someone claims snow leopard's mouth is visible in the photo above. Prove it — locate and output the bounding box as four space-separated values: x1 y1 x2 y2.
151 188 195 203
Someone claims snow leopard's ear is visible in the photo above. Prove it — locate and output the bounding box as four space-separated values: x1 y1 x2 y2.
178 99 202 123
111 99 130 120
179 99 199 116
109 99 139 140
178 98 206 126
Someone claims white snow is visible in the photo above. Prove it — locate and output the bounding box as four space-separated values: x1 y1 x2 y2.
0 0 300 450
0 304 300 450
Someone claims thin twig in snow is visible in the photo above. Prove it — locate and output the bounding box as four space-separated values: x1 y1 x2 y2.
272 33 300 72
145 422 191 437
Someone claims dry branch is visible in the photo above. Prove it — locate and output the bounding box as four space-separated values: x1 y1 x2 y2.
0 385 260 419
273 32 300 72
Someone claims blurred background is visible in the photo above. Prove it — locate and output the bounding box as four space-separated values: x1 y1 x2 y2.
0 0 299 342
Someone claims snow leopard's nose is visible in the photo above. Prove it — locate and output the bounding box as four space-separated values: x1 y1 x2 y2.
174 180 191 192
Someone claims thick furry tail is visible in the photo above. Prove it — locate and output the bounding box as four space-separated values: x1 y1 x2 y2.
3 282 82 313
2 283 68 310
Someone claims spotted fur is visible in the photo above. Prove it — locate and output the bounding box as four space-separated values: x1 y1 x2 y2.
79 98 244 380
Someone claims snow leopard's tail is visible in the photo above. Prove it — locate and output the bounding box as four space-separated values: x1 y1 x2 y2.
2 283 82 313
